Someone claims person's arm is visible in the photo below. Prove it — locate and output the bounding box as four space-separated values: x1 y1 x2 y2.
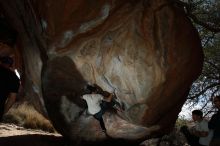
4 93 17 113
103 93 113 102
192 130 208 137
108 93 113 101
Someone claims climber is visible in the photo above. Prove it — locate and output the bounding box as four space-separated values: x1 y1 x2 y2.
81 84 124 133
81 85 107 132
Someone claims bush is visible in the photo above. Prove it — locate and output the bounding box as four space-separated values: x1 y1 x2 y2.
175 117 190 130
3 102 56 133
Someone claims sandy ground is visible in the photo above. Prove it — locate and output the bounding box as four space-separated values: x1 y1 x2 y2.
0 123 150 146
0 123 65 146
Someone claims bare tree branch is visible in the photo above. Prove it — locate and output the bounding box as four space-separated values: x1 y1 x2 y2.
189 14 220 33
202 33 215 47
188 82 220 99
205 59 220 71
176 0 220 33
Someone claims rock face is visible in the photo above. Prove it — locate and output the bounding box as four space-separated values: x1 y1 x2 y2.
0 0 203 145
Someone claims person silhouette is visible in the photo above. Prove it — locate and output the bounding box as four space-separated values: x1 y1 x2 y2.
0 56 20 121
209 95 220 146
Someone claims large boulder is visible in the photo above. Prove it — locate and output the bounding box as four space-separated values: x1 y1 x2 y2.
0 0 203 145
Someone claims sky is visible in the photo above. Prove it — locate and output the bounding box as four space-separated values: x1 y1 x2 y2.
179 101 214 120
